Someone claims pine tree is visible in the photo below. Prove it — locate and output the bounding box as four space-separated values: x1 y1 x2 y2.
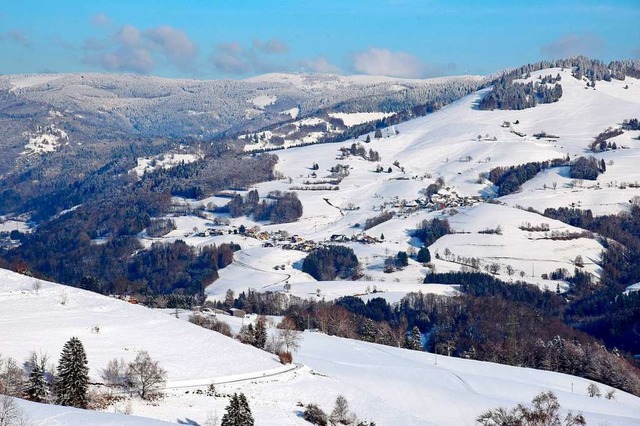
417 247 431 263
253 316 268 349
360 318 376 342
55 337 89 408
405 326 423 351
237 393 254 426
27 363 48 403
222 393 254 426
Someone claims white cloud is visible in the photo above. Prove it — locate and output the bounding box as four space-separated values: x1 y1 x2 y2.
83 24 199 74
116 25 141 49
252 38 288 54
145 26 198 70
209 38 291 75
300 56 341 74
351 48 424 78
0 30 32 48
99 48 155 74
540 33 605 59
91 13 111 27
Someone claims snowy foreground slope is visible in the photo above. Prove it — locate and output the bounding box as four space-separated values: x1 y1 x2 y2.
8 396 173 425
0 268 283 383
2 268 640 425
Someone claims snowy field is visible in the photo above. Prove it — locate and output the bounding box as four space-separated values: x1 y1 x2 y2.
328 112 393 127
2 269 640 425
132 153 202 177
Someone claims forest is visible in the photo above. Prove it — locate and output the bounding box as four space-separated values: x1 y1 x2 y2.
488 158 567 195
225 190 303 224
0 147 280 297
216 280 640 397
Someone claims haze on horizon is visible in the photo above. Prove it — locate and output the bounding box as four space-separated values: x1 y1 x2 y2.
0 0 639 80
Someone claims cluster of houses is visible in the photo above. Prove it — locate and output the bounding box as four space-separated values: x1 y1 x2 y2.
185 227 233 238
423 189 484 211
110 294 140 305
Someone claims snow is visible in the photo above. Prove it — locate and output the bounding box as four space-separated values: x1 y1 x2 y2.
0 220 30 233
251 94 277 109
219 67 640 294
132 153 202 177
9 74 64 91
6 66 640 424
624 282 640 295
296 332 640 426
0 269 282 384
280 107 299 119
329 112 393 127
12 396 172 425
22 125 68 156
2 268 640 425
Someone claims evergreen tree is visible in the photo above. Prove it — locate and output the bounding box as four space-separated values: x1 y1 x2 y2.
27 363 48 403
405 326 423 351
360 318 377 342
374 129 383 139
396 251 409 267
365 134 371 143
55 337 89 408
253 316 268 349
416 247 431 263
222 393 254 426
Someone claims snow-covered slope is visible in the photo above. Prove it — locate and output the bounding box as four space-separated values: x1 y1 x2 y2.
10 396 172 425
182 67 639 299
2 267 640 425
297 332 640 426
0 268 282 384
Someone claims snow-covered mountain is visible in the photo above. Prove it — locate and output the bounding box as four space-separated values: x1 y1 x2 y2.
3 61 640 425
141 66 640 300
0 72 482 166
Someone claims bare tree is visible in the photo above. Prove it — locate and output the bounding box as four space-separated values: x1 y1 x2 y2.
0 355 25 397
489 263 501 274
101 358 129 388
277 318 301 354
0 395 27 426
587 383 601 398
126 351 167 399
329 395 356 425
478 391 585 426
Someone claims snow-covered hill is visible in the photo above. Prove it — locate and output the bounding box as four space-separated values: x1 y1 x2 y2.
2 268 640 425
153 67 637 301
0 72 481 147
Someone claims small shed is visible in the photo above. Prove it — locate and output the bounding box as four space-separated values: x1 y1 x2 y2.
229 308 246 318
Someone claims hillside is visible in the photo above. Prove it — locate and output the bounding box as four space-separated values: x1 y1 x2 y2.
2 268 640 425
0 72 482 175
184 66 640 301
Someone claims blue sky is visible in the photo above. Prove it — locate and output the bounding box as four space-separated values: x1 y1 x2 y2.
0 0 638 79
